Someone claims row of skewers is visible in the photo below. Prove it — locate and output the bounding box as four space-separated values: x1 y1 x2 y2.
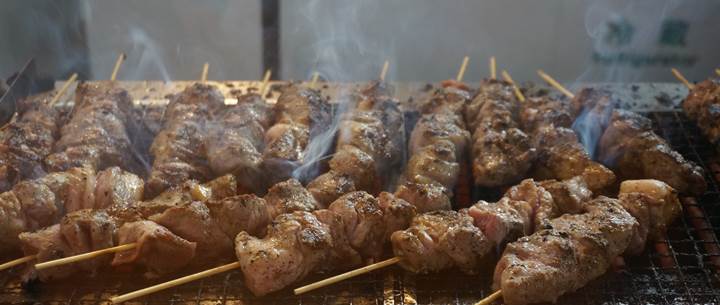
0 54 713 305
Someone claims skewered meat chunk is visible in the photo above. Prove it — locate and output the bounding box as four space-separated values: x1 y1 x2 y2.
147 83 224 197
307 82 404 206
149 201 234 262
519 96 575 132
618 179 681 255
682 78 720 146
45 82 141 174
58 210 117 274
504 179 558 231
112 220 197 278
391 210 491 274
207 194 270 237
599 109 706 195
408 114 468 160
537 177 593 214
395 181 452 213
263 86 331 184
493 196 637 305
235 211 334 296
466 198 532 248
467 80 535 187
18 225 72 281
235 191 413 296
0 92 62 192
531 126 615 192
207 92 272 193
0 166 142 253
265 178 322 214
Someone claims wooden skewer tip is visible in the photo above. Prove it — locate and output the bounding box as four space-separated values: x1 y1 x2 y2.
380 60 390 81
49 73 79 106
201 62 210 82
490 56 497 80
501 70 525 102
110 52 127 81
294 257 401 295
537 70 575 99
456 56 470 82
670 68 694 89
110 261 241 304
310 72 320 88
260 69 272 96
474 290 503 305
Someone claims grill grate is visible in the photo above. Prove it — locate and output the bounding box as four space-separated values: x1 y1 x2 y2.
0 110 718 305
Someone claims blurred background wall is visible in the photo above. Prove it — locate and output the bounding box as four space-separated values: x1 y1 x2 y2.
0 0 718 84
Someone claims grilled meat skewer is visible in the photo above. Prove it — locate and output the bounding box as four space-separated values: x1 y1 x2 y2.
262 84 331 186
146 83 225 198
395 81 470 213
45 82 144 175
0 166 143 255
681 77 719 150
466 79 535 187
205 90 272 193
307 81 404 206
18 174 236 281
493 179 680 305
0 92 65 192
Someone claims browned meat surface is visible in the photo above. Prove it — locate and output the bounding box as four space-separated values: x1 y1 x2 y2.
146 83 224 198
466 80 535 187
538 177 593 214
207 194 271 237
18 225 72 281
308 83 404 205
112 220 196 278
93 166 144 210
599 109 706 195
233 190 413 296
58 210 117 274
45 82 142 174
398 85 470 213
391 210 491 274
682 79 720 146
0 92 62 192
493 196 637 305
235 211 334 296
519 96 575 132
532 130 616 193
207 92 272 193
618 179 681 255
263 86 331 185
466 198 532 248
150 201 234 262
0 191 25 253
504 179 558 231
264 178 321 215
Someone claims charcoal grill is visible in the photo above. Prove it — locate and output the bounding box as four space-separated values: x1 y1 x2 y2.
0 81 718 305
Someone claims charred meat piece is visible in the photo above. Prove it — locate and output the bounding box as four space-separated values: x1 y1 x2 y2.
471 126 535 187
682 79 720 146
395 181 452 213
307 83 404 206
599 110 706 195
493 196 637 305
519 96 575 132
262 86 331 184
531 126 615 193
206 194 271 238
235 211 334 296
150 201 234 263
504 179 558 231
146 83 224 197
264 178 322 215
618 179 681 255
112 220 196 278
45 82 141 174
466 197 532 248
207 92 272 193
58 210 117 274
391 210 491 274
93 166 144 210
18 225 73 282
0 92 63 192
537 177 593 214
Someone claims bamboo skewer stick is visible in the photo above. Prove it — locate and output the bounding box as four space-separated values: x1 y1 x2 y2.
201 62 210 83
501 70 525 102
110 53 127 82
380 60 390 81
474 290 503 305
34 243 137 270
49 73 79 106
537 70 575 99
310 72 320 89
0 255 36 271
110 262 241 303
490 56 497 80
294 257 400 295
671 68 694 89
456 56 470 82
715 68 720 76
259 69 272 97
